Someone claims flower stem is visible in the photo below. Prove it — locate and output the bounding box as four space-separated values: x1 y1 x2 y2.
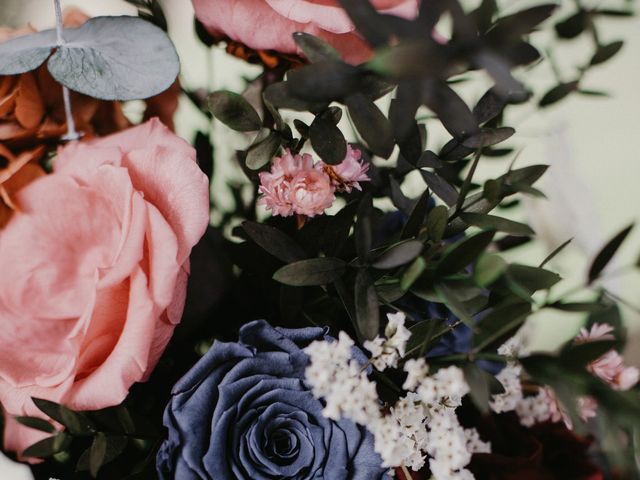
53 0 79 141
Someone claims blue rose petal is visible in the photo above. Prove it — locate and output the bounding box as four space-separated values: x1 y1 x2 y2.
157 320 389 480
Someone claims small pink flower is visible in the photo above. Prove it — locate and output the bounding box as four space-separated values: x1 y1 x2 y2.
289 169 335 217
322 146 370 193
258 149 335 218
574 322 639 391
575 323 615 343
542 387 597 429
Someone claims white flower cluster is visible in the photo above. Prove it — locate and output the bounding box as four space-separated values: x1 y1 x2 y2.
490 337 526 414
305 317 491 479
364 312 412 370
304 331 380 425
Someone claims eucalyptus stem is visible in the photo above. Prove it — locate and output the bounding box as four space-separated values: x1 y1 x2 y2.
53 0 80 141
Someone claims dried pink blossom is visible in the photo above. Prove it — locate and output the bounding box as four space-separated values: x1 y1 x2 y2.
258 149 335 218
574 323 639 391
289 170 335 217
541 387 597 429
322 146 370 193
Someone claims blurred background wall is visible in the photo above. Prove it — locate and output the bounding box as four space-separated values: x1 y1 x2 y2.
1 0 639 350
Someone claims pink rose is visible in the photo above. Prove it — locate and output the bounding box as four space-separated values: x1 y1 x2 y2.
0 119 209 455
192 0 419 64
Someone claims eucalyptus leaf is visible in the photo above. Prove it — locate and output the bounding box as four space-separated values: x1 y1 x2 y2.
435 283 475 327
464 364 492 412
0 29 57 74
401 257 426 291
208 91 262 132
355 270 380 340
588 224 633 283
242 222 307 263
90 433 108 478
436 230 496 277
32 398 94 435
462 127 515 148
590 41 624 66
539 81 579 107
246 130 281 170
426 205 448 242
51 17 178 100
460 212 534 236
273 258 346 286
372 240 423 269
345 93 395 159
22 432 71 458
293 32 341 62
474 253 507 287
420 170 458 207
15 416 56 433
473 300 531 351
310 112 347 165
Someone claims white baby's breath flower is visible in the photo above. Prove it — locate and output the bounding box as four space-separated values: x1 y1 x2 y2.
364 311 411 371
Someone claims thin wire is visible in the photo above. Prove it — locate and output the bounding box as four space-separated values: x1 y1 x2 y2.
53 0 79 141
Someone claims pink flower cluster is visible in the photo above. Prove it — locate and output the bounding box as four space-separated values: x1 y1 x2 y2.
258 146 370 218
575 323 640 390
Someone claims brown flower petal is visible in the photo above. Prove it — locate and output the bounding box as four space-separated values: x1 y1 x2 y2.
15 73 44 129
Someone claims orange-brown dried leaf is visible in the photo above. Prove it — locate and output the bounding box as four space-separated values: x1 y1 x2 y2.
15 73 45 129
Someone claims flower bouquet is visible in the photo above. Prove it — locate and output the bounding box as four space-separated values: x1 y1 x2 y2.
0 0 639 479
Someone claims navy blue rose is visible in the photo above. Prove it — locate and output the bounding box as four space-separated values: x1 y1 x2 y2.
157 320 388 479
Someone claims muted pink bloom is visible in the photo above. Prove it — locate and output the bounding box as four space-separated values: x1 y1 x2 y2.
323 146 370 193
289 169 335 217
0 119 209 456
542 387 597 429
574 323 639 391
259 149 335 218
192 0 418 65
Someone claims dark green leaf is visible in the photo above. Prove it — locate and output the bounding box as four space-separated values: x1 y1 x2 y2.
507 264 561 293
460 212 534 236
246 130 281 170
473 88 507 124
287 61 360 102
310 112 347 165
426 205 448 242
474 253 507 287
401 257 426 291
293 32 341 62
345 93 394 158
355 270 380 340
22 433 70 458
555 11 587 39
539 81 579 107
77 435 128 474
242 221 307 263
561 340 617 370
355 193 373 261
436 230 496 277
90 433 107 477
539 237 573 267
588 224 633 283
421 79 479 139
32 398 94 435
548 302 605 312
473 300 532 351
263 81 328 112
464 364 491 413
435 283 475 327
402 191 431 239
487 4 557 41
590 41 624 66
373 240 423 269
208 91 261 131
420 170 458 207
405 319 449 357
15 416 55 433
417 151 443 169
462 127 515 148
273 258 346 286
